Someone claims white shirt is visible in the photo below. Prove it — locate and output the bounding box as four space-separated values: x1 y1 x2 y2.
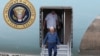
45 13 58 29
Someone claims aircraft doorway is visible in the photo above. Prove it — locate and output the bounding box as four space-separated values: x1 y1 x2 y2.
40 7 73 47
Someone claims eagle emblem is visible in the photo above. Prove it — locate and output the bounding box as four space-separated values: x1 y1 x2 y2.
4 0 36 29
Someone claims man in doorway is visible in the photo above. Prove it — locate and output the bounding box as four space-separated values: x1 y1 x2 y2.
43 11 58 29
43 27 60 56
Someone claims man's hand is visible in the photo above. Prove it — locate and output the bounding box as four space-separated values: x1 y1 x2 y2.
42 45 46 48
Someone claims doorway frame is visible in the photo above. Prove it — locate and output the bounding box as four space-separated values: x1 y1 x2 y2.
39 6 73 47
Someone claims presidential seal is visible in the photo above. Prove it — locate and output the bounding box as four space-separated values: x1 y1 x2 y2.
3 0 36 29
